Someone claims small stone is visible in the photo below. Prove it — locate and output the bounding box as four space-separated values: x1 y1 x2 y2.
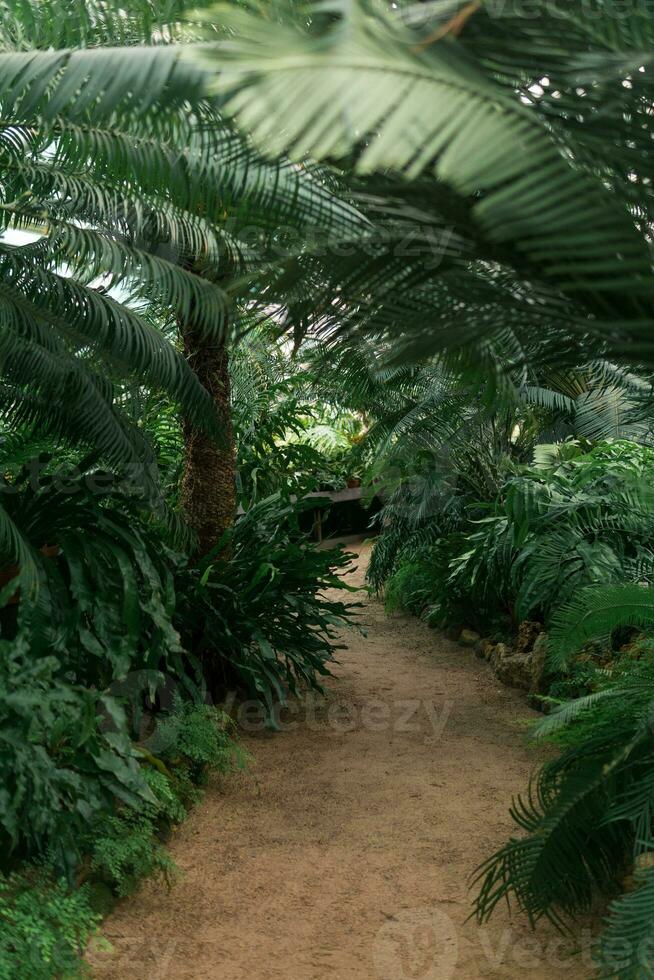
515 620 544 654
529 633 549 695
492 643 532 690
479 639 495 662
459 628 481 647
489 642 510 667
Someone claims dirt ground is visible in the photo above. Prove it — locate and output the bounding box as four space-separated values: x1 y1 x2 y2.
88 543 595 980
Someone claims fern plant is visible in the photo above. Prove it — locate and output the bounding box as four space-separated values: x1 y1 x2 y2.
0 871 98 980
474 657 654 978
88 813 178 898
447 441 654 628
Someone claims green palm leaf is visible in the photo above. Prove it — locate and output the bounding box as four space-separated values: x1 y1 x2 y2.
549 583 654 671
204 0 653 311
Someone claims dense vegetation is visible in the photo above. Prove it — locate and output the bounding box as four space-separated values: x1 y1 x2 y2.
2 0 654 976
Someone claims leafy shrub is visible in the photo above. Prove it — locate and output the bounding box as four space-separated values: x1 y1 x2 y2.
175 493 359 710
231 330 366 503
141 768 186 826
548 583 654 674
545 659 601 702
367 495 465 596
382 538 468 623
379 441 654 637
0 456 202 871
0 636 155 873
87 699 245 896
89 812 177 897
0 871 98 980
474 657 654 977
448 443 653 627
149 699 247 782
384 560 437 616
0 457 185 687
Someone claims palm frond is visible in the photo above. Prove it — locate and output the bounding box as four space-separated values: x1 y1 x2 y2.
549 584 654 672
596 866 654 979
0 44 210 123
205 0 653 314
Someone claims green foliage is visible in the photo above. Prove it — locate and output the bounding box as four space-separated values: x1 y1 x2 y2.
0 0 362 497
89 813 177 898
549 585 654 674
231 332 326 506
372 440 654 651
0 455 184 678
141 767 187 827
148 699 248 787
209 0 650 295
384 561 437 617
598 867 654 980
0 635 155 871
545 659 601 703
473 657 654 977
381 534 470 626
0 451 194 870
0 871 98 980
8 3 654 976
367 519 444 596
90 698 245 895
447 441 654 630
0 693 247 975
231 329 366 504
175 493 359 710
0 448 248 891
203 0 654 373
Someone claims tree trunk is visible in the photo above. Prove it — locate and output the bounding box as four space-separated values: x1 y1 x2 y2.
180 325 236 557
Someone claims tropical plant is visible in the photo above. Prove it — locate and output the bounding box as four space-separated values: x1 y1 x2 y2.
0 632 154 873
0 695 244 976
85 698 244 897
471 440 654 621
0 870 99 980
230 329 328 505
174 492 359 710
0 1 224 480
474 656 654 978
204 0 654 370
371 439 654 639
147 698 248 786
88 812 178 898
0 453 184 674
0 0 365 562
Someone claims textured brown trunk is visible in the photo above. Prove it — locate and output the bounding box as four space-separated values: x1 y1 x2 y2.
180 325 236 557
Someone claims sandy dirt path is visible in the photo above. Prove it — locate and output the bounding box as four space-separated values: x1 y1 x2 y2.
89 544 594 980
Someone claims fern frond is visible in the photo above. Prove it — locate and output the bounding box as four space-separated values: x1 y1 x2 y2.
549 584 654 672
